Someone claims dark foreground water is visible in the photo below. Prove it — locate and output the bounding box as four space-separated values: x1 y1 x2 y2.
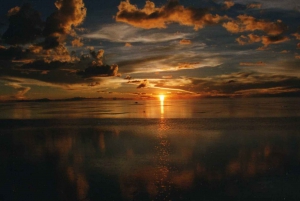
0 98 300 201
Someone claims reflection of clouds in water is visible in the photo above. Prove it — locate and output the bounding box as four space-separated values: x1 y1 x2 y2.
1 118 300 200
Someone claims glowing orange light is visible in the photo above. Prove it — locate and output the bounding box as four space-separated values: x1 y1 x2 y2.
159 95 165 102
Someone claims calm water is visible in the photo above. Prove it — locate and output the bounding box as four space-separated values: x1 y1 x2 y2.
0 98 300 201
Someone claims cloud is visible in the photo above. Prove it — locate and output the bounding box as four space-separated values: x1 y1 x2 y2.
5 83 31 99
179 39 191 45
292 33 300 40
115 0 227 30
21 60 70 71
236 34 261 45
77 64 119 78
261 35 289 47
246 3 262 9
224 1 234 9
297 43 300 49
125 42 132 47
71 38 84 47
223 15 287 36
42 0 87 49
296 55 300 59
177 62 201 69
83 23 192 43
0 46 30 60
235 34 289 47
2 3 44 45
7 6 20 16
137 80 149 89
239 62 266 66
234 0 300 10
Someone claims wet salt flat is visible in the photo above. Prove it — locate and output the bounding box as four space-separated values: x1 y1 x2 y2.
0 98 300 201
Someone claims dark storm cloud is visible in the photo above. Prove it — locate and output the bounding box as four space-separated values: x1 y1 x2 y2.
115 0 228 30
2 3 43 45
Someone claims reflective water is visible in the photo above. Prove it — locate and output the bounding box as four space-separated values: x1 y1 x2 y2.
0 98 300 201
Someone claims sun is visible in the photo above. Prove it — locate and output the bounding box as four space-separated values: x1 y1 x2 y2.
159 95 165 102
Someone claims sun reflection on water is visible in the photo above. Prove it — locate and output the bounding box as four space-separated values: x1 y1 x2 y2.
154 118 171 200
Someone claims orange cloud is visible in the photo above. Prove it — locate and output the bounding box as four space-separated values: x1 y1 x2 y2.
224 1 234 9
223 15 286 35
236 34 289 47
43 0 87 49
7 6 20 16
71 38 84 47
296 55 300 59
116 0 227 30
178 62 200 69
125 42 132 47
179 39 191 45
236 34 261 45
297 43 300 49
261 35 289 47
292 33 300 40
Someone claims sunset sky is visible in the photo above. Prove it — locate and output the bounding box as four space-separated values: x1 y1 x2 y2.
0 0 300 100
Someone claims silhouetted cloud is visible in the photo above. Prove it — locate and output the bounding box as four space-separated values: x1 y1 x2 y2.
2 3 43 45
115 0 227 30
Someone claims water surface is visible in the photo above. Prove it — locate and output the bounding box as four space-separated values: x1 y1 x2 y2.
0 98 300 201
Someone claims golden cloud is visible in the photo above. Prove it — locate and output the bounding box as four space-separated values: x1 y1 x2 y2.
179 39 192 45
116 0 227 30
223 15 286 36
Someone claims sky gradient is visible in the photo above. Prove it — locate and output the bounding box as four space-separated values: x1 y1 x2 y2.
0 0 300 100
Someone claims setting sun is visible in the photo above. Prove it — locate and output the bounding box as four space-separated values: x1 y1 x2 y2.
159 95 165 102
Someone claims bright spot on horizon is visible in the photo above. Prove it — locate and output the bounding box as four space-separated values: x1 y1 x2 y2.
159 95 165 102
